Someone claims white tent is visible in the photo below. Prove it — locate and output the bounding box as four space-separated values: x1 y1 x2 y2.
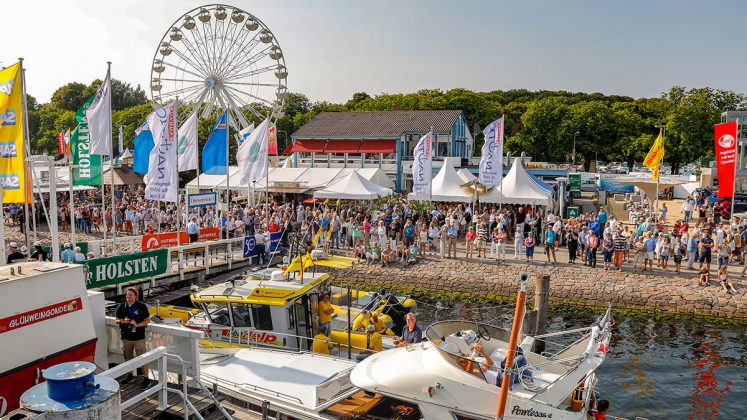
408 159 473 203
457 168 477 184
185 166 241 190
481 158 552 206
313 171 393 200
341 168 395 189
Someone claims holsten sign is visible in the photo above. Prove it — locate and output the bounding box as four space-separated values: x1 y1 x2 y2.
85 249 169 289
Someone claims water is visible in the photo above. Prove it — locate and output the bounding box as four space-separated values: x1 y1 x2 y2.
413 301 747 419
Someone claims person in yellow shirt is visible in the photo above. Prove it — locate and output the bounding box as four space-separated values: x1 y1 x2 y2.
366 324 382 352
312 325 332 355
318 292 334 337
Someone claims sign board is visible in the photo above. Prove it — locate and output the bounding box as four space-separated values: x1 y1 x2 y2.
141 227 220 251
85 249 169 289
188 192 217 208
268 232 282 253
566 206 580 219
243 235 256 258
569 173 581 193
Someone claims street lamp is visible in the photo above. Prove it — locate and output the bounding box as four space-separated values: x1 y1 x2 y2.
573 131 580 166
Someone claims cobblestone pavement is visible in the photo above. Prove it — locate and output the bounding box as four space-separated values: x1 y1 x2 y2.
330 242 747 321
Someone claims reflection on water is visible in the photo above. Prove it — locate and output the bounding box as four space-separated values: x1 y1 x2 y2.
413 300 747 418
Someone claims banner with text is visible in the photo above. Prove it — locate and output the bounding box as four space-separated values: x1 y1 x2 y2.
715 122 738 198
141 227 220 251
243 235 256 258
71 94 103 186
85 249 169 289
0 62 28 203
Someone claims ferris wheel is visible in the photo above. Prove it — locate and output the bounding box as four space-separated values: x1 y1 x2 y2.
150 4 288 135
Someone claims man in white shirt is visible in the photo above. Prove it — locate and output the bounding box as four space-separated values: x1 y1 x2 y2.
186 217 200 243
682 198 694 222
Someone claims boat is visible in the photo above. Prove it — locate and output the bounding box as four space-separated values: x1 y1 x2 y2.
0 261 100 417
154 269 414 355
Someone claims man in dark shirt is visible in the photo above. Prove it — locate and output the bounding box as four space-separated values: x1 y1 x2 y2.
395 313 422 347
115 287 151 389
6 242 25 264
30 241 48 261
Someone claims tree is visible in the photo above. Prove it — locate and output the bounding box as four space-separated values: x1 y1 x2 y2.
50 82 89 112
666 88 719 174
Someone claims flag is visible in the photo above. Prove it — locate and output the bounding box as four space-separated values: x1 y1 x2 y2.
238 122 254 145
411 129 433 197
118 125 124 156
202 111 227 175
323 198 329 205
268 124 278 155
644 131 664 171
327 211 337 240
86 70 112 155
177 110 199 171
313 226 322 246
237 117 270 186
714 122 738 198
0 62 27 203
71 94 103 185
479 117 504 186
63 129 71 157
133 119 154 174
144 101 179 202
336 198 341 207
57 131 65 155
286 253 315 278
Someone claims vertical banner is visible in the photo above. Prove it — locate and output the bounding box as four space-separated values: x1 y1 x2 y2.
268 124 278 155
57 131 65 155
71 95 103 185
145 101 178 202
479 117 505 186
237 118 270 186
715 122 738 198
0 63 27 203
411 130 432 197
177 110 199 171
243 235 257 258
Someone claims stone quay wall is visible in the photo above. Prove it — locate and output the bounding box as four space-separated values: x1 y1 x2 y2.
329 257 747 323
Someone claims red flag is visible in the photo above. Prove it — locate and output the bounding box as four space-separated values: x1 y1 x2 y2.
714 122 738 198
57 131 65 155
268 125 278 155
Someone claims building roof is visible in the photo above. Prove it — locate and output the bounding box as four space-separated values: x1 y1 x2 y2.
292 110 463 138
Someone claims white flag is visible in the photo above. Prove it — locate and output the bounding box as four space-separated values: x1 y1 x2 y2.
145 101 179 202
237 118 270 186
177 111 199 172
118 125 124 156
86 71 112 155
238 122 255 145
479 117 504 187
411 130 433 197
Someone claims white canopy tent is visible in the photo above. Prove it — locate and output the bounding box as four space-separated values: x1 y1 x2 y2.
185 166 241 190
481 158 552 206
313 171 393 200
345 168 396 189
408 159 473 203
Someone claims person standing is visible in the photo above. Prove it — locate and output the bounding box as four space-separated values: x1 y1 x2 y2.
115 287 151 389
186 217 200 243
318 292 334 337
446 223 458 258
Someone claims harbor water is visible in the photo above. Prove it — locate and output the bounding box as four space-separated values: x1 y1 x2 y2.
413 301 747 419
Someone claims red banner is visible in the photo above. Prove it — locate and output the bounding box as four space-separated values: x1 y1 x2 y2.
715 122 738 198
0 297 83 335
141 227 221 251
268 125 278 155
57 131 65 155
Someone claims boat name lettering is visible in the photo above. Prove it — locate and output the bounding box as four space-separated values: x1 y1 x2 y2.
0 298 83 335
511 406 552 418
222 329 279 344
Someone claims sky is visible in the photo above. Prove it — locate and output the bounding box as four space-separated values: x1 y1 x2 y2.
4 0 746 104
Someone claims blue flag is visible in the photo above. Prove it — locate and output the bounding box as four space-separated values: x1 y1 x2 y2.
202 112 228 175
133 119 154 174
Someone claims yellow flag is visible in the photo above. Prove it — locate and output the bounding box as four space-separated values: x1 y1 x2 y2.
327 212 337 240
323 198 329 205
0 63 27 203
652 165 660 181
335 198 341 207
643 131 664 171
312 226 322 246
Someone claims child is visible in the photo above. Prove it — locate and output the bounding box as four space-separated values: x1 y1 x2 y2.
699 267 710 286
718 265 736 294
524 233 536 262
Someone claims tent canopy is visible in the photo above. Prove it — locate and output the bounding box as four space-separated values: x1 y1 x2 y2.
481 158 552 206
313 171 393 200
408 159 473 203
457 168 477 184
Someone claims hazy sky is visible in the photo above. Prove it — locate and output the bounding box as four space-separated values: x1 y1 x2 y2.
5 0 746 104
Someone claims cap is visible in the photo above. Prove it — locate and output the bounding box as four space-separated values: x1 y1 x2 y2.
9 242 17 248
64 242 72 248
33 241 42 247
75 246 81 252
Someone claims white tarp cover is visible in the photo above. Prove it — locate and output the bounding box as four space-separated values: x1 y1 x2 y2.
185 166 241 189
457 168 477 184
295 168 346 189
482 158 552 206
408 159 473 203
313 171 393 200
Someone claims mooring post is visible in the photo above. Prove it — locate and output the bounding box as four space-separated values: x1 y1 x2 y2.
533 274 550 354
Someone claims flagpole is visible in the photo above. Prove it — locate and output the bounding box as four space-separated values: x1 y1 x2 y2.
499 114 504 213
429 127 433 205
68 159 76 248
265 122 270 208
175 99 181 246
655 127 664 218
107 62 117 255
19 60 35 247
225 108 230 238
732 118 740 222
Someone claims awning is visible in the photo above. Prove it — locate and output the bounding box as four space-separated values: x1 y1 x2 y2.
324 140 361 153
359 139 396 153
287 139 327 153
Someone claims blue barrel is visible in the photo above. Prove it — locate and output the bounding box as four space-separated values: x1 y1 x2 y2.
42 361 99 400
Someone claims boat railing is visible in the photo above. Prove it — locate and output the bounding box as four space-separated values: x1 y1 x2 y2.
100 346 211 419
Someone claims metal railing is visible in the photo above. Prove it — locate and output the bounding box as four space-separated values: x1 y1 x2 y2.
100 346 214 420
168 237 248 278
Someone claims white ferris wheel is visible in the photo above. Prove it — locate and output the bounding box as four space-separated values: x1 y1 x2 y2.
150 4 288 136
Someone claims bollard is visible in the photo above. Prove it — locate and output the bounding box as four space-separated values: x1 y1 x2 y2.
532 274 550 354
